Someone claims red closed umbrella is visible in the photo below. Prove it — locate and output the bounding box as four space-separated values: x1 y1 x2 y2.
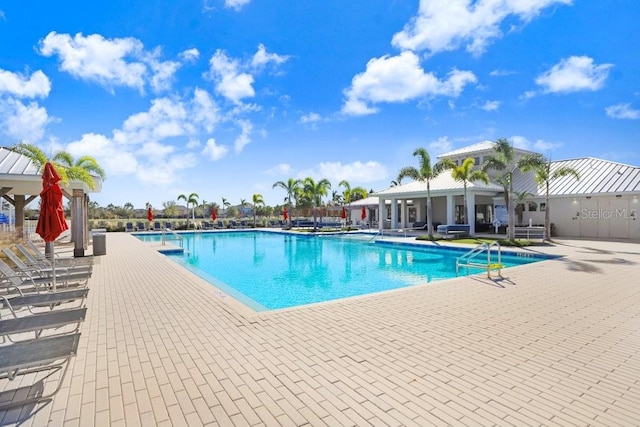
36 162 69 291
283 207 288 221
361 206 367 220
211 208 217 221
147 207 154 222
341 206 346 219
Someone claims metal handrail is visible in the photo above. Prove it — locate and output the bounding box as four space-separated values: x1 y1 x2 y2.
456 241 502 278
161 227 183 247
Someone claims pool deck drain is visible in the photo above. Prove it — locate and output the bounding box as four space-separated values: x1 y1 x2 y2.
1 232 639 426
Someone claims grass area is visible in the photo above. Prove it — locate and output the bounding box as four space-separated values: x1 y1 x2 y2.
416 235 536 247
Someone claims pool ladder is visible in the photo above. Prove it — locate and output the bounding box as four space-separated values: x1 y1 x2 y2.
456 242 503 278
161 227 184 248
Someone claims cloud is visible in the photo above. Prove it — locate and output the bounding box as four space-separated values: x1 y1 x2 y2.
38 32 182 94
251 44 289 70
234 119 252 152
67 132 138 175
342 51 477 116
429 136 453 155
392 0 572 56
480 100 500 111
300 112 322 123
179 48 200 62
0 69 51 98
534 55 613 95
509 135 562 152
207 50 255 104
202 137 229 160
266 163 292 176
224 0 251 11
192 88 220 132
299 161 388 183
0 98 51 143
605 103 640 120
489 69 516 77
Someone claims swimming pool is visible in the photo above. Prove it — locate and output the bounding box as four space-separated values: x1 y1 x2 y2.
135 231 551 311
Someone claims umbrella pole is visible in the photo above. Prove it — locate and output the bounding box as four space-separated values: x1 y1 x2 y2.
52 243 56 292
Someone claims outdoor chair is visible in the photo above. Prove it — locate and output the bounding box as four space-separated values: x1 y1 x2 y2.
164 222 172 229
216 220 225 229
0 333 81 410
240 220 248 228
125 222 134 232
230 220 239 229
0 259 91 292
136 222 146 231
15 246 93 278
153 221 162 231
0 289 89 315
0 307 87 342
24 241 94 268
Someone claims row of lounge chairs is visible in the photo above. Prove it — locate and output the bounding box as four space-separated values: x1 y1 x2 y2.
0 242 91 410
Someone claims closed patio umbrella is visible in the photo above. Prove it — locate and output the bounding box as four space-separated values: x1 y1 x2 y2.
283 207 288 221
147 207 153 223
361 206 367 220
35 162 69 291
211 208 217 221
341 206 346 219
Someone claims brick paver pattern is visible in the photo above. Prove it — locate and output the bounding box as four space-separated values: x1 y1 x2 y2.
1 233 639 426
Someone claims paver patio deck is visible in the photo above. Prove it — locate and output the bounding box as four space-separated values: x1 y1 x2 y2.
1 232 639 426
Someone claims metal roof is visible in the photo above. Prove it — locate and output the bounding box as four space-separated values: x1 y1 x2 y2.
373 172 503 198
512 157 640 197
0 146 41 176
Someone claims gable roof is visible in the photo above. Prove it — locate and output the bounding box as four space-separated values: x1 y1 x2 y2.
437 140 539 159
374 172 503 198
512 157 640 196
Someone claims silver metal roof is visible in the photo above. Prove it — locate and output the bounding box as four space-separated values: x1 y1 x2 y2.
374 172 503 198
0 146 41 176
437 140 538 159
512 157 640 196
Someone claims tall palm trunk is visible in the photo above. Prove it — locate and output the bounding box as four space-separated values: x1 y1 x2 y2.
545 183 551 240
508 173 515 240
426 182 434 238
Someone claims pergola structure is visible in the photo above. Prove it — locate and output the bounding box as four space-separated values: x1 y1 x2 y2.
0 147 102 257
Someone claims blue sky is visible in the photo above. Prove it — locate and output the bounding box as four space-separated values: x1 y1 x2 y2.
1 0 639 209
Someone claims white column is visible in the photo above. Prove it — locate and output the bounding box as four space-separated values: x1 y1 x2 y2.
467 192 476 235
390 198 398 229
446 194 455 225
73 189 85 257
400 200 407 228
378 198 385 231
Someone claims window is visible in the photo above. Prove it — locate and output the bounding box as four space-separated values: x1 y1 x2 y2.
540 203 546 212
474 156 480 165
527 201 538 212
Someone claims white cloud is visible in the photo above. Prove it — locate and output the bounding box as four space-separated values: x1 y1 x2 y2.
489 69 516 77
266 163 292 176
342 51 477 116
67 132 138 175
224 0 251 11
179 48 200 62
202 137 229 160
534 55 613 94
0 69 51 98
428 136 453 155
192 88 220 132
300 112 322 123
208 50 255 104
234 119 253 153
509 135 561 152
300 161 388 183
480 100 500 111
605 103 640 120
0 98 50 143
392 0 572 56
38 32 182 94
251 44 289 70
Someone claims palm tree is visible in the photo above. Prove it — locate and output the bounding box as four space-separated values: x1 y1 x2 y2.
513 190 532 225
222 197 231 218
200 199 208 218
53 151 106 189
339 180 368 226
239 198 247 218
521 158 579 240
482 138 544 240
177 192 199 229
272 178 303 227
441 157 489 225
252 193 265 227
398 148 451 239
303 177 331 231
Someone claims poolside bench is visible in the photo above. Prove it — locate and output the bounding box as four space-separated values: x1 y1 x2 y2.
436 224 470 239
513 226 546 240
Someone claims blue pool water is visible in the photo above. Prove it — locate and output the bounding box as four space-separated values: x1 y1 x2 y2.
135 231 551 311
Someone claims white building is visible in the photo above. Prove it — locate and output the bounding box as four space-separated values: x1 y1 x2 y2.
367 141 640 239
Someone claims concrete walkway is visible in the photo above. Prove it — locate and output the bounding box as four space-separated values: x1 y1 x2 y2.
1 233 639 426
